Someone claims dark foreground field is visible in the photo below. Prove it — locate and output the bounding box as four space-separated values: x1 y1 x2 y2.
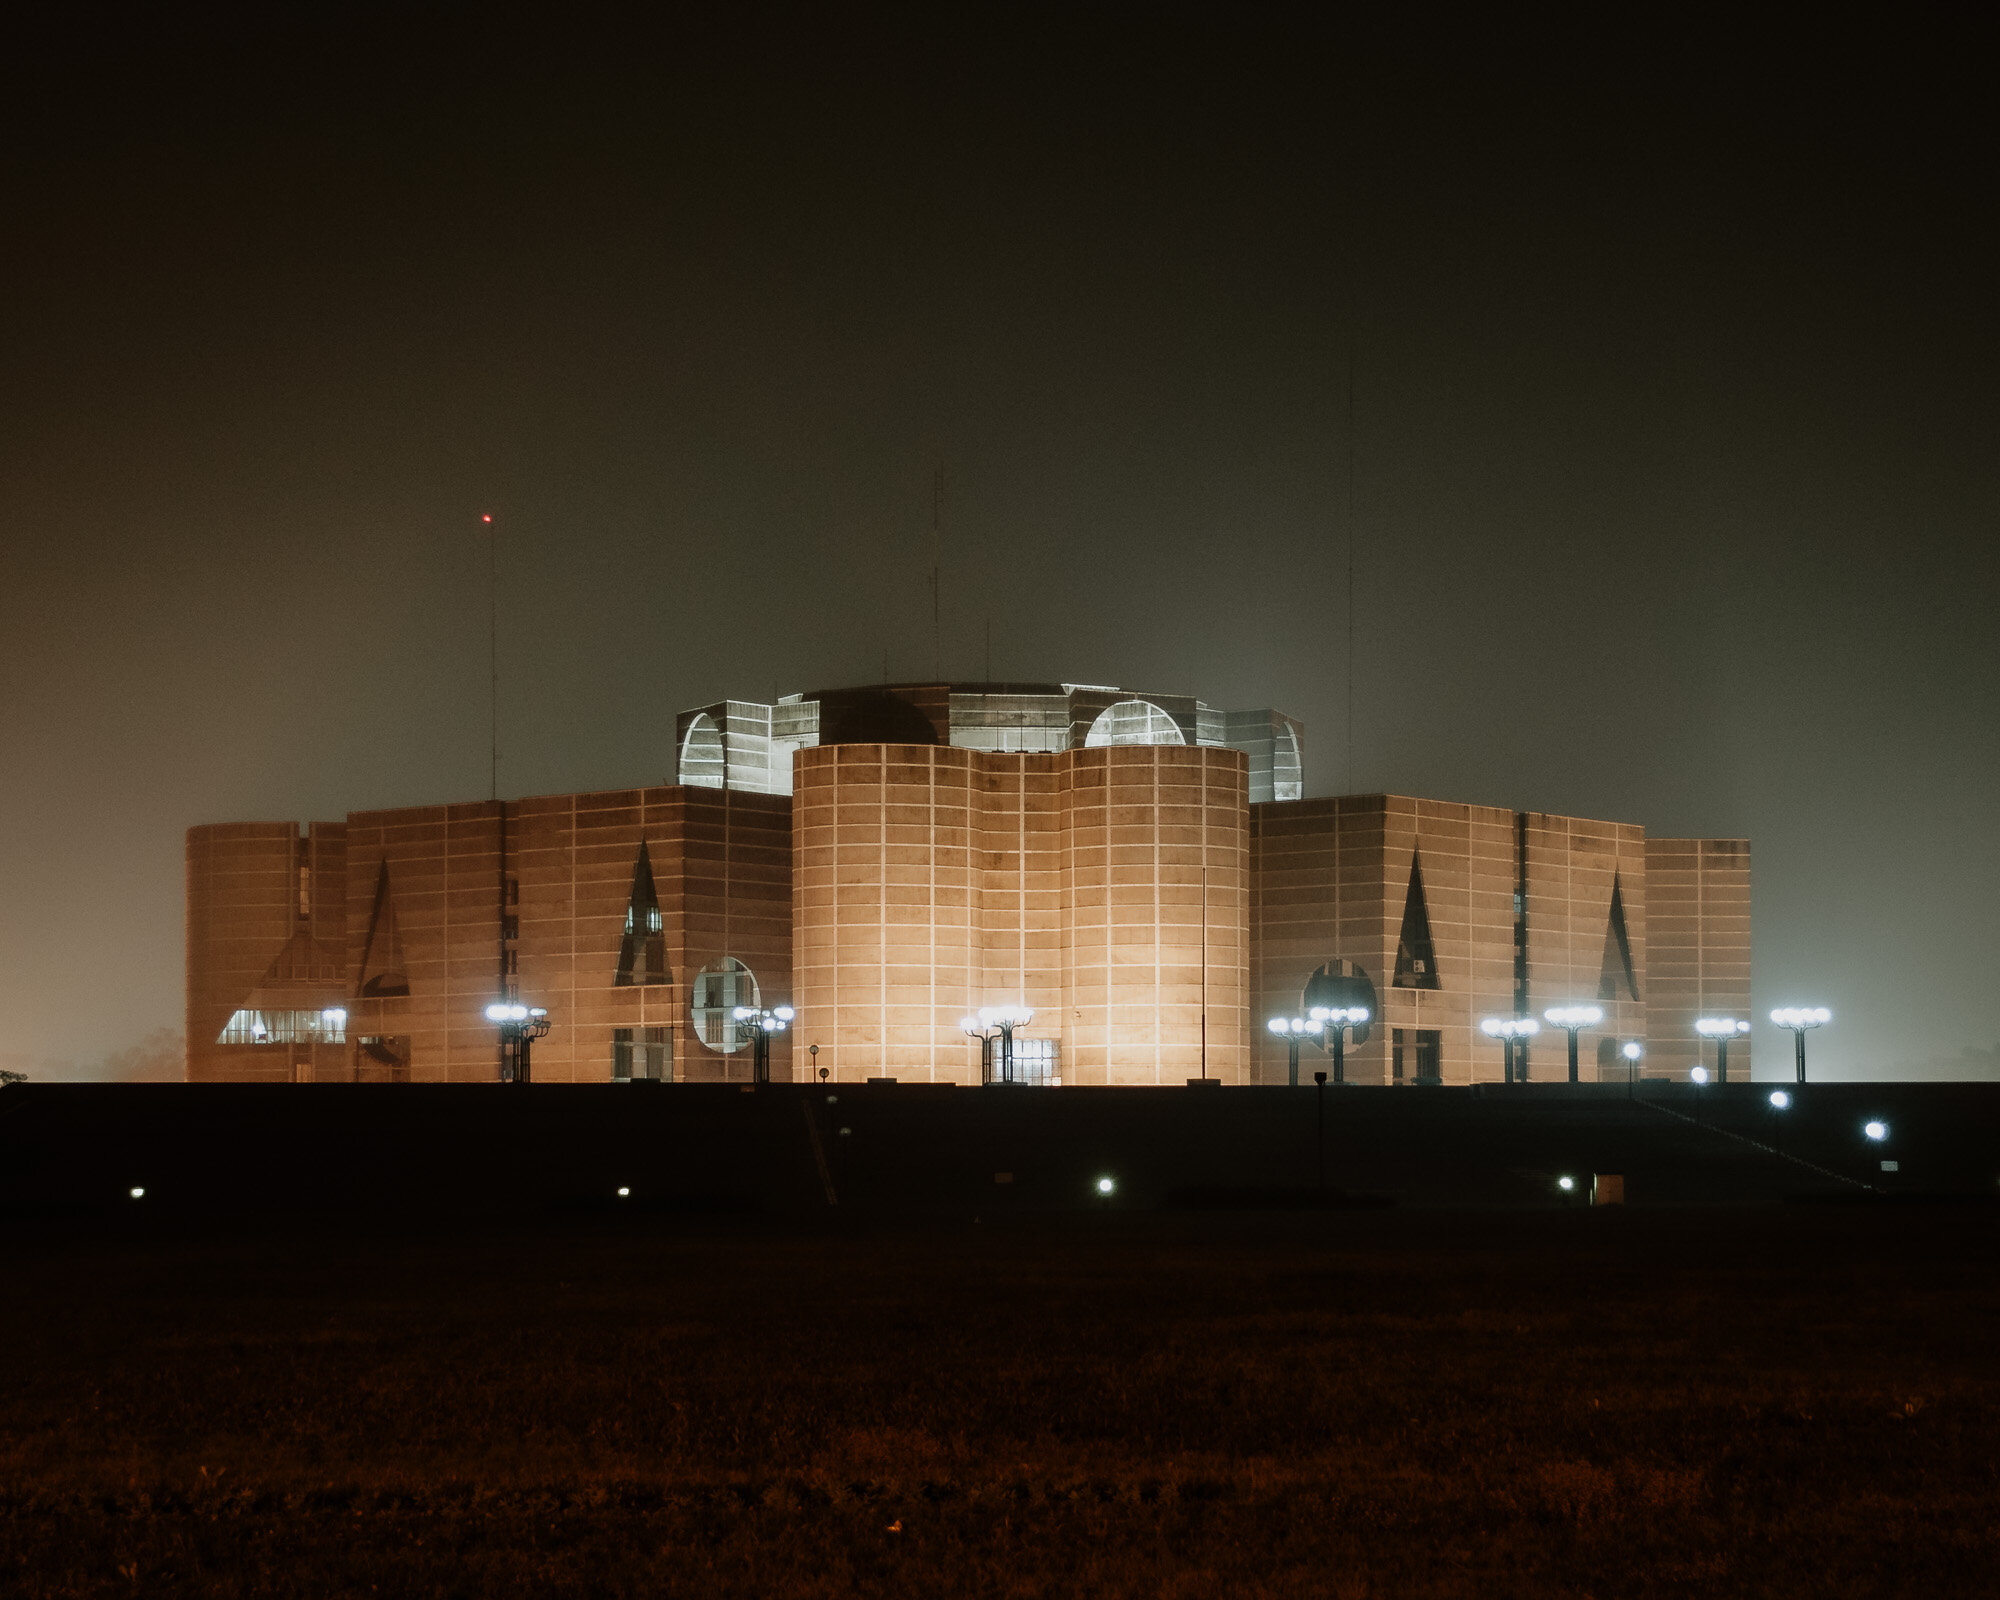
6 1201 1999 1598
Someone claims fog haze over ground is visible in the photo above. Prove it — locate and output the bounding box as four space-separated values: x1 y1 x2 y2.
1 9 1993 1081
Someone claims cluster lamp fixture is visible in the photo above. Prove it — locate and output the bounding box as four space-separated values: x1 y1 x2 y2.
1265 1005 1371 1087
1864 1120 1889 1142
1694 1016 1752 1083
1267 1014 1323 1087
1542 1005 1604 1084
1480 1015 1541 1082
1310 1004 1370 1086
485 1001 550 1083
733 1004 795 1084
962 1005 1034 1085
1771 1006 1832 1083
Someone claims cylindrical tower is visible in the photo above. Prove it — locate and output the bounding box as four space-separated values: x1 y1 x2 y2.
1061 745 1249 1085
792 741 1248 1085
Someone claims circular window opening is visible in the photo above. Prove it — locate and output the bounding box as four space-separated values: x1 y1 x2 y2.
690 958 759 1053
1084 699 1187 747
1303 959 1377 1046
679 713 725 788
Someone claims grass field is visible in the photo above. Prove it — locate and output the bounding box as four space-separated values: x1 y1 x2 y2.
6 1201 1998 1597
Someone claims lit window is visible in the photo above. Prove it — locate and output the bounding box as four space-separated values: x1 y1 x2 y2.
615 842 669 987
613 1025 672 1081
981 1035 1060 1086
217 1008 347 1045
1272 723 1302 801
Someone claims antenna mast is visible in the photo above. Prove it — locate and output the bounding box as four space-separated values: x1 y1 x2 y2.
486 512 498 803
1346 340 1355 794
930 469 942 681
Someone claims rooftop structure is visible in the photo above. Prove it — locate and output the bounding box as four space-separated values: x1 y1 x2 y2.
675 682 1303 802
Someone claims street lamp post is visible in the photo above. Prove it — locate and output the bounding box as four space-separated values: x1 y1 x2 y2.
962 1005 1033 1085
1266 1015 1323 1087
1543 1006 1604 1084
1771 1007 1831 1084
1314 1069 1328 1190
1695 1017 1751 1083
484 1001 550 1083
1621 1039 1643 1098
733 1004 794 1084
1480 1016 1540 1082
1308 1005 1371 1085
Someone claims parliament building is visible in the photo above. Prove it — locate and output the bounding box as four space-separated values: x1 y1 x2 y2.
185 680 1750 1087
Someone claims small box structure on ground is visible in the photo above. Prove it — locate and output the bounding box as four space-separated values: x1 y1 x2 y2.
1592 1174 1625 1206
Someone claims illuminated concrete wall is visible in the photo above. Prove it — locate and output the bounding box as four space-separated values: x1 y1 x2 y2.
1644 838 1752 1081
338 802 508 1083
1250 797 1648 1085
1063 744 1250 1085
509 785 791 1085
1519 810 1649 1084
186 684 1745 1088
792 742 1249 1085
338 788 789 1084
191 790 789 1085
186 821 348 1083
792 745 984 1082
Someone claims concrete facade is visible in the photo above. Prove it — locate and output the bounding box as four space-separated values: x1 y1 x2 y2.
1250 797 1655 1086
187 822 351 1084
189 790 789 1085
1643 838 1754 1081
677 681 1303 804
186 679 1749 1086
792 741 1248 1086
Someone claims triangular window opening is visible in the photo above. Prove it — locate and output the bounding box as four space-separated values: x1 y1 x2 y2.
1392 853 1442 991
615 841 669 987
359 860 410 998
1597 872 1640 1002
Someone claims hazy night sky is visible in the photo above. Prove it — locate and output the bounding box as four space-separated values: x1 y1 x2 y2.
2 8 1993 1080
